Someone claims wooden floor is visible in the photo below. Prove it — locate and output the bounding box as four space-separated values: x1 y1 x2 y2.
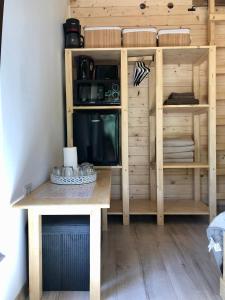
42 216 221 300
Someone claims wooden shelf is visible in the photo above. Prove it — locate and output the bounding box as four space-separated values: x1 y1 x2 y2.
73 106 122 110
164 200 209 215
94 165 122 169
108 199 157 215
163 104 209 114
66 46 210 65
162 46 209 65
108 199 209 215
75 79 119 83
163 162 209 169
67 48 122 61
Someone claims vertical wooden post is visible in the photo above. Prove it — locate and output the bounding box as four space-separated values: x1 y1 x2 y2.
208 46 217 220
149 67 156 202
65 50 74 147
208 0 215 45
193 65 201 202
90 208 101 300
121 49 129 225
28 210 42 300
156 49 164 225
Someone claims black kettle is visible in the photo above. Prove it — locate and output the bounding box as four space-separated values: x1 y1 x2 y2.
63 18 84 48
76 56 95 80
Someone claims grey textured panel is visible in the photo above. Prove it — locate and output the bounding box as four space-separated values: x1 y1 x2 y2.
42 216 90 291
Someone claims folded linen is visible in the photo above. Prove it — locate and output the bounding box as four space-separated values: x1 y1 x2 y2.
163 145 195 154
168 92 194 99
164 92 199 105
163 151 194 159
164 137 194 147
164 98 199 105
164 158 194 163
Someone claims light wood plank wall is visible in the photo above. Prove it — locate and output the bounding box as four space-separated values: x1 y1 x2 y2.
69 0 225 203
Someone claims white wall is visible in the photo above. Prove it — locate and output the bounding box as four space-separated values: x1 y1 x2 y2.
0 0 68 299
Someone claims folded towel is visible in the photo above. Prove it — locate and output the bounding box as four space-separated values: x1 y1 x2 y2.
164 158 194 163
164 92 199 105
163 145 195 154
163 138 194 147
164 98 199 105
164 151 194 159
168 92 195 99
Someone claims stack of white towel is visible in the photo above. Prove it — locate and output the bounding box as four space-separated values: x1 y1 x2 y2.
163 137 195 163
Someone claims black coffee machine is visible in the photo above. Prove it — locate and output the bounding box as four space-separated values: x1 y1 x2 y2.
63 18 84 48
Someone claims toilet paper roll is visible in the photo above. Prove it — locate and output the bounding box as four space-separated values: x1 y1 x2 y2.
63 147 78 170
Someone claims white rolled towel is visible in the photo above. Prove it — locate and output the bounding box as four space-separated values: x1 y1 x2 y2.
164 151 194 159
164 158 194 163
164 145 195 154
163 137 194 147
63 147 78 171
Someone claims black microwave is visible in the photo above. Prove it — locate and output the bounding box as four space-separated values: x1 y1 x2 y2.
73 80 120 106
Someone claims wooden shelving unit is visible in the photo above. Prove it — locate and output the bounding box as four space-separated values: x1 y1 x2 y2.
156 46 217 225
164 200 209 215
65 46 217 226
65 48 129 225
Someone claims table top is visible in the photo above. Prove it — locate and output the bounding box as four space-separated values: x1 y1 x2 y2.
13 170 111 210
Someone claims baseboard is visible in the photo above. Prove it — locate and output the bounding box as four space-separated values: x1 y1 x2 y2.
15 283 28 300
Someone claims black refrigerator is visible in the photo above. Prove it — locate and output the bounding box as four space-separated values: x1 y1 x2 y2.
73 110 120 165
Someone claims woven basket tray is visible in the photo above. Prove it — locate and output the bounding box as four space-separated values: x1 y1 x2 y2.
50 172 97 185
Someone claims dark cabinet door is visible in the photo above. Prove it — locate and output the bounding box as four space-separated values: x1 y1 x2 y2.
73 110 120 165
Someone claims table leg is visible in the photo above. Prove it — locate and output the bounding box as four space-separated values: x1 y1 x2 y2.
102 208 108 231
28 210 42 300
90 208 101 300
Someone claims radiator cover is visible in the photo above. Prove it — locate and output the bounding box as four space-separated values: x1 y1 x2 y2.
42 215 90 291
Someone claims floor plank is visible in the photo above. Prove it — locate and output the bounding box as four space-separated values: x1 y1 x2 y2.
42 216 221 300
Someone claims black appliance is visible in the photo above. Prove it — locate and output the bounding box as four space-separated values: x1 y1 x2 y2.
76 56 95 80
73 110 120 165
95 65 118 80
63 18 84 48
76 82 105 103
73 80 120 105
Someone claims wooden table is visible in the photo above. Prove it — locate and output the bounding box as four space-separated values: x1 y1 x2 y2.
13 170 111 300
